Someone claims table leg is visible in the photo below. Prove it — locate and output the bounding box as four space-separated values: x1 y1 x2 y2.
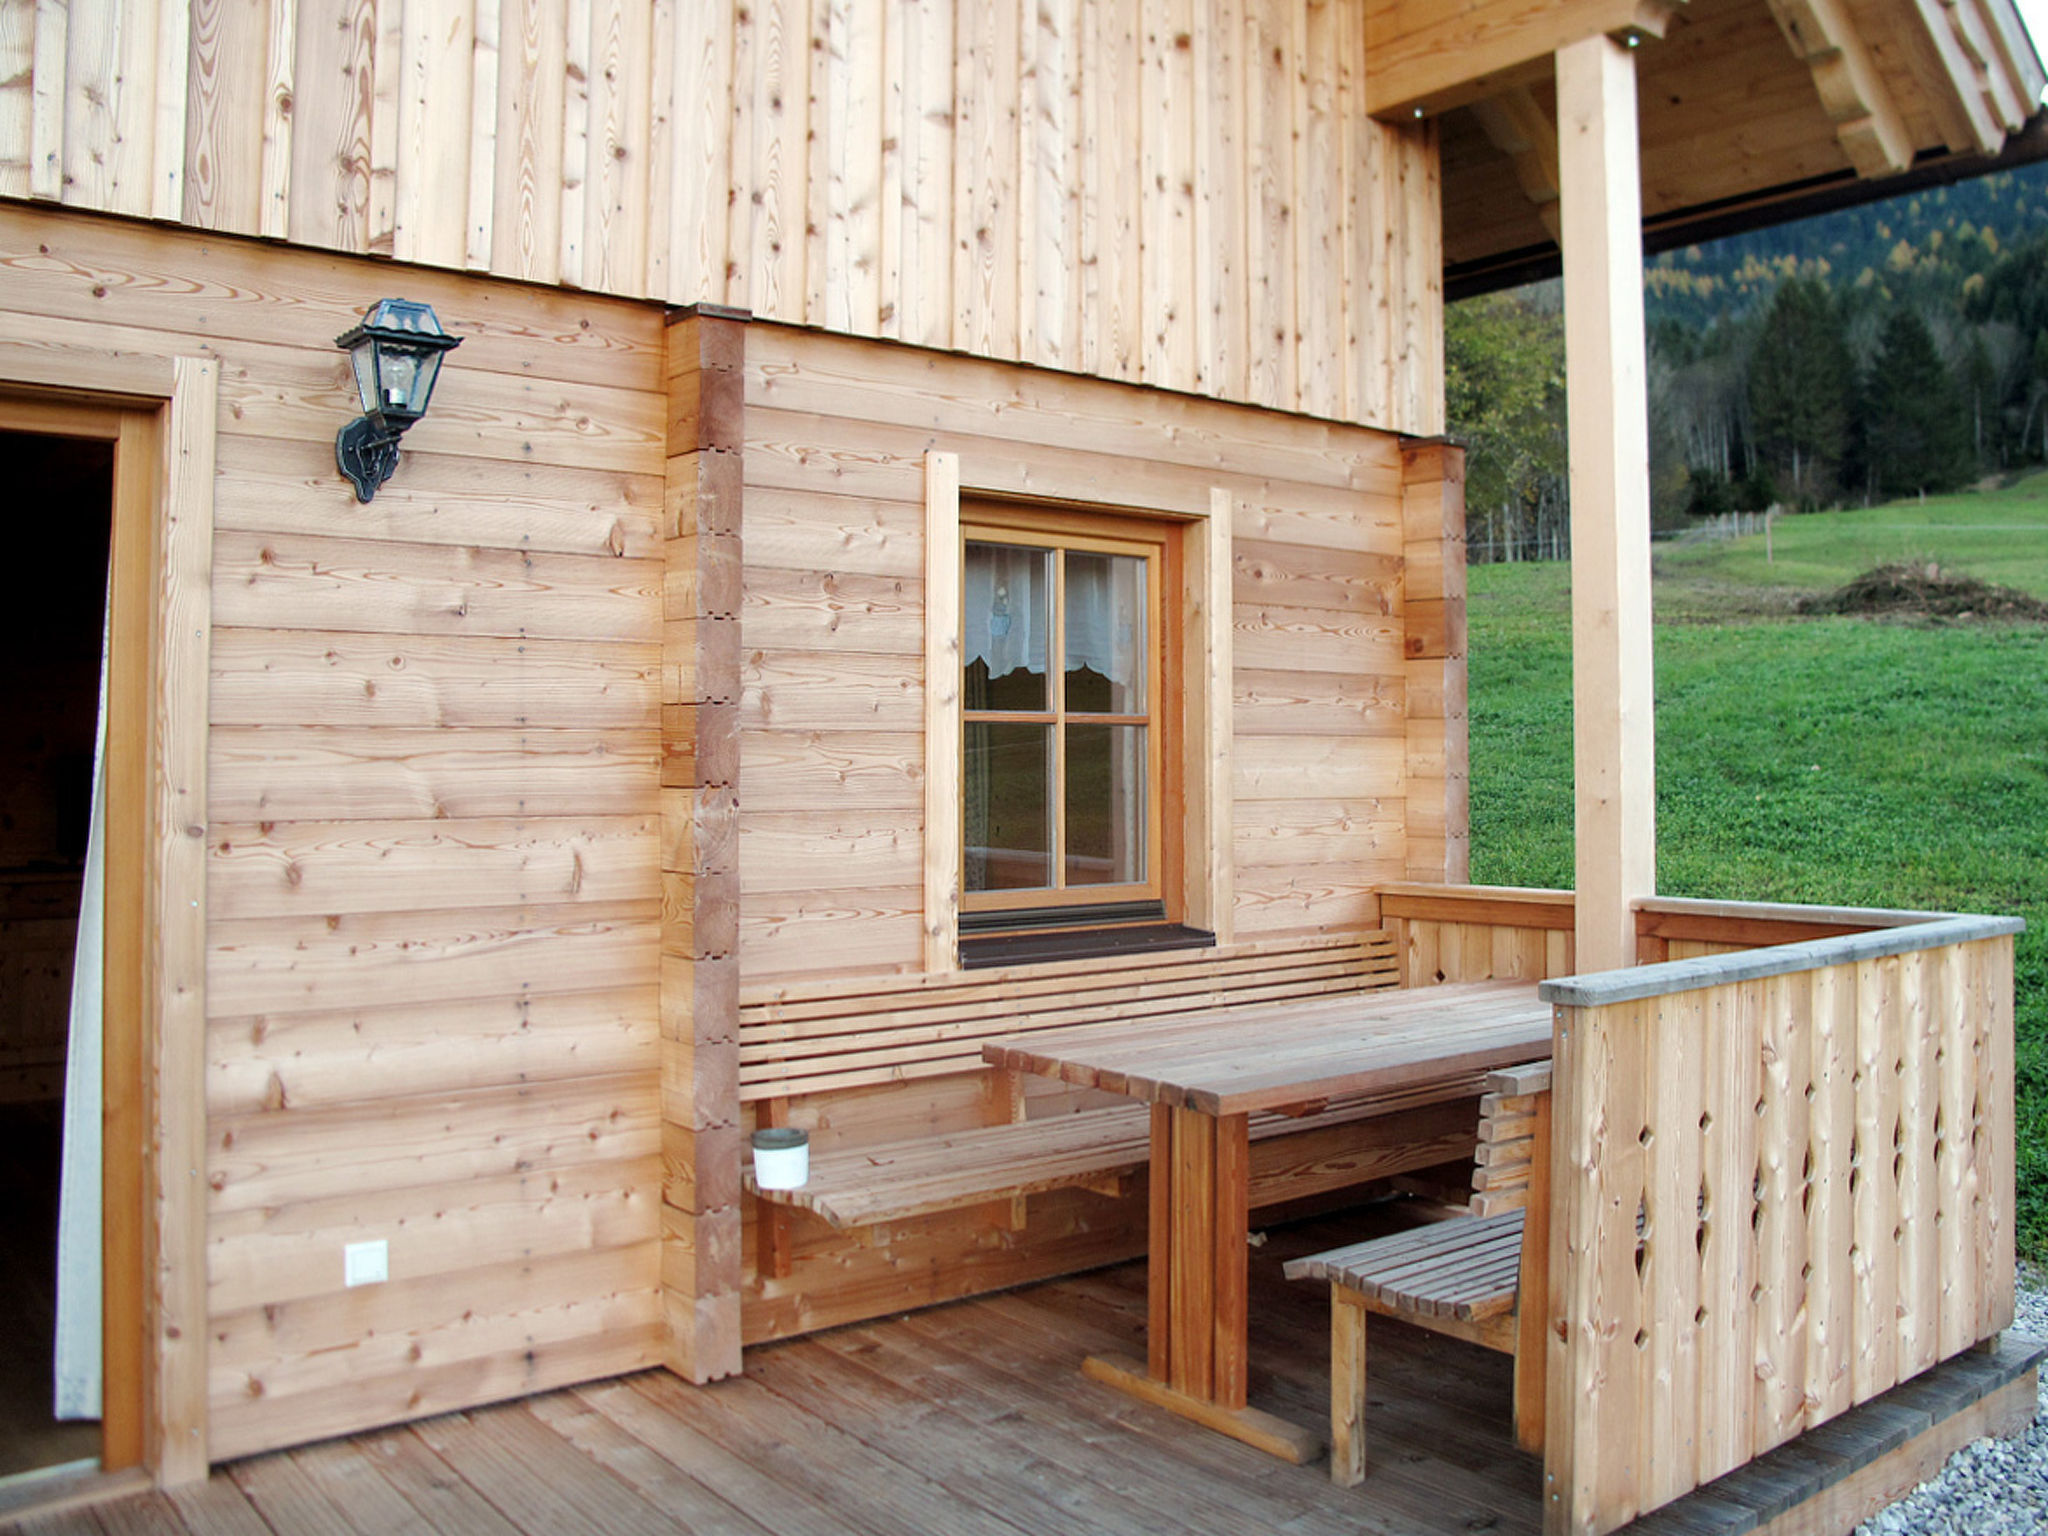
1086 1104 1321 1464
1147 1105 1173 1382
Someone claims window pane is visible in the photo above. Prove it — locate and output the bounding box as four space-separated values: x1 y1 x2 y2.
965 722 1052 891
964 542 1050 711
1065 724 1146 886
1064 551 1146 715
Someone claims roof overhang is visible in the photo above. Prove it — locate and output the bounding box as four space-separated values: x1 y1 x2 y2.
1427 0 2048 297
1448 108 2048 300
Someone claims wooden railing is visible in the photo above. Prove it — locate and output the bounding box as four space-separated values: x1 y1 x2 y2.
1379 883 1576 984
1537 911 2022 1536
1378 883 1953 984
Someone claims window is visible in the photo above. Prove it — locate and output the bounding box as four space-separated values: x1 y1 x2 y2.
957 505 1195 958
922 457 1234 972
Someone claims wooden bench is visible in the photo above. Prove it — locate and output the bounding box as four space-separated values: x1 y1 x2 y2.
740 933 1492 1244
1284 1060 1552 1486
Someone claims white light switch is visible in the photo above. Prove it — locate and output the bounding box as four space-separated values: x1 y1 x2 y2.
344 1239 389 1287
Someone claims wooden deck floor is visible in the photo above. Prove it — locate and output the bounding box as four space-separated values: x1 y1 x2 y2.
0 1207 1545 1536
2 1205 2036 1536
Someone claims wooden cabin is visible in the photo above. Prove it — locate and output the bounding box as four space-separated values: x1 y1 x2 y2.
0 1 2040 1532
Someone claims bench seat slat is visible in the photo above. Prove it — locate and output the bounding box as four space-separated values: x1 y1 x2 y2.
1283 1211 1525 1323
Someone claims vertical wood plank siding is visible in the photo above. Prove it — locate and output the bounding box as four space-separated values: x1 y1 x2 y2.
0 0 1444 436
1546 934 2019 1536
0 205 670 1462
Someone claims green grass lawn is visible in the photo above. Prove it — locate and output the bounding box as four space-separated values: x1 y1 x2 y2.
1466 476 2048 1254
1651 466 2048 611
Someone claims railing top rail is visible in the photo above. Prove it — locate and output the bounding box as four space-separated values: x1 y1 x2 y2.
1634 894 1950 929
1377 882 1574 906
1539 912 2026 1008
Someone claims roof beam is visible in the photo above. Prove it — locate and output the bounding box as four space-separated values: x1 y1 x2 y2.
1469 89 1564 243
1979 0 2048 106
1945 0 2032 130
1364 0 1681 121
1764 0 1916 175
1902 0 2011 154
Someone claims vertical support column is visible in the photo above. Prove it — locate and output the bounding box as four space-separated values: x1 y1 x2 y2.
1558 35 1655 974
1400 440 1469 885
660 307 748 1383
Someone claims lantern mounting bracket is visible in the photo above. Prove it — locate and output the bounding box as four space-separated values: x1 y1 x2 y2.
335 417 404 502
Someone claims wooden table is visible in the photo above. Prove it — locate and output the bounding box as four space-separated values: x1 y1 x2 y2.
984 979 1552 1462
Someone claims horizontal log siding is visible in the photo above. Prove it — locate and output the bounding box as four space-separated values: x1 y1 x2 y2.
1546 932 2018 1536
0 204 669 1461
0 0 1443 435
737 323 1425 983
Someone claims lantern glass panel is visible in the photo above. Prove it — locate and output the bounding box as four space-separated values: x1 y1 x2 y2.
408 350 446 414
349 343 380 416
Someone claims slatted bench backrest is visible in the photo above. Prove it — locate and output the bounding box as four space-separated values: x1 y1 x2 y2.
739 932 1402 1102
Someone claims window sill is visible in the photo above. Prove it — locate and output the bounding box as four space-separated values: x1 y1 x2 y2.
958 923 1216 970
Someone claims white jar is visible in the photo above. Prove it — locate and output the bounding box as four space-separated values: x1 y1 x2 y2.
751 1126 810 1190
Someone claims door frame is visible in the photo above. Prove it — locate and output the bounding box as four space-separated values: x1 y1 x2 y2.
0 349 217 1486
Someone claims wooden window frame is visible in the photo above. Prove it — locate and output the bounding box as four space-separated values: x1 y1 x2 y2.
959 508 1173 918
923 454 1233 972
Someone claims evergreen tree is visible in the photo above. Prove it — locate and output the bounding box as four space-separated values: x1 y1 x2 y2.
1746 276 1852 505
1861 309 1973 496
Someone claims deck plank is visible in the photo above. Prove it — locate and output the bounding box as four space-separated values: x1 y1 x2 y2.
743 1337 1191 1536
335 1430 524 1536
283 1444 440 1536
574 1377 858 1536
642 1368 1040 1536
409 1406 695 1536
223 1453 361 1536
160 1478 273 1536
520 1392 772 1536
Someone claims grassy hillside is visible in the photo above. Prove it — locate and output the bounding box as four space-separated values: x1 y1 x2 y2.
1465 483 2048 1253
1653 468 2048 605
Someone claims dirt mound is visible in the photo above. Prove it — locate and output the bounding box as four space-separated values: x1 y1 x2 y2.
1800 562 2048 623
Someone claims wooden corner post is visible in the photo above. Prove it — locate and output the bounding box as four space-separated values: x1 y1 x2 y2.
1558 34 1655 975
661 310 747 1383
1400 442 1469 884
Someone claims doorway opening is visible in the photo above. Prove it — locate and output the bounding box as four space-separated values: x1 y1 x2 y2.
0 425 119 1481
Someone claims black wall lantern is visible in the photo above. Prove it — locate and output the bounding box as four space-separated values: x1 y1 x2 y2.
334 298 463 502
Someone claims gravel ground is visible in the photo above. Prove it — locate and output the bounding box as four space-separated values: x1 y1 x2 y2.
1856 1267 2048 1535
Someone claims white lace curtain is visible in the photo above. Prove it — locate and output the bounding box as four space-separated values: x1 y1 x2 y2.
53 611 108 1421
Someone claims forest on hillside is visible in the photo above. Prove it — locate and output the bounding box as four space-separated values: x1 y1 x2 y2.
1450 160 2048 563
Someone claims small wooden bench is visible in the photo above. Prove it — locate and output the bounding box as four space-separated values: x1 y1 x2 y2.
1284 1060 1552 1486
740 934 1491 1247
